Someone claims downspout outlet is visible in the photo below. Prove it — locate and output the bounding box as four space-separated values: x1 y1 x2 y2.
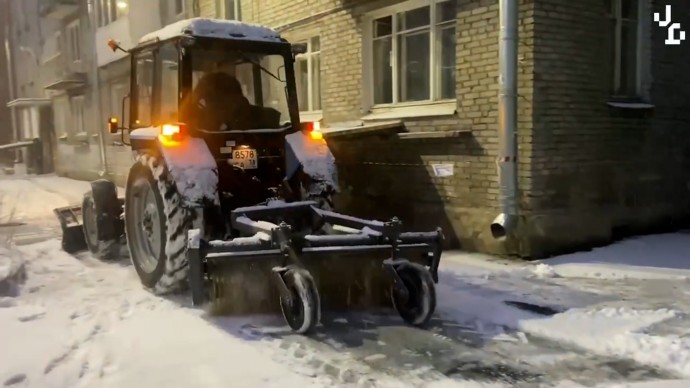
490 213 518 240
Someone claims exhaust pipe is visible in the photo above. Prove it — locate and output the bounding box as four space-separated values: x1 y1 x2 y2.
491 0 519 240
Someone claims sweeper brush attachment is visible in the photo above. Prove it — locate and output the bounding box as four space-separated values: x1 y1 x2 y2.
187 200 444 334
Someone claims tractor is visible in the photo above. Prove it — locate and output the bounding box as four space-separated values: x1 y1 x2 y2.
53 18 444 334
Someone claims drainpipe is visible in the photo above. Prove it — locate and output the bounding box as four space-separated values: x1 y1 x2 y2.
4 24 20 163
87 0 108 175
490 0 519 240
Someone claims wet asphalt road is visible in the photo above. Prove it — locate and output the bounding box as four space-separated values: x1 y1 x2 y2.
218 308 676 387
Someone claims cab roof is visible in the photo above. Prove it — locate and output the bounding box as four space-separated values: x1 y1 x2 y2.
137 17 284 46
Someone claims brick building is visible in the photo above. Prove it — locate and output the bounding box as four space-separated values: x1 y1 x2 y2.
231 0 690 258
9 0 688 258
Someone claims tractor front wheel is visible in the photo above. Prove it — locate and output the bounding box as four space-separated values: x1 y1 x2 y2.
279 268 321 334
391 263 437 327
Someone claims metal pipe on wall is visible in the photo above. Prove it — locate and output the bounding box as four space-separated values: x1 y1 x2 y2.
490 0 519 240
87 0 109 175
4 20 21 163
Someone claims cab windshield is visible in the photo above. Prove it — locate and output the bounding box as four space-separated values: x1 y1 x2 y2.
183 47 291 132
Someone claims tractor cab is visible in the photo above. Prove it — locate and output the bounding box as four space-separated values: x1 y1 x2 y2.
108 18 318 208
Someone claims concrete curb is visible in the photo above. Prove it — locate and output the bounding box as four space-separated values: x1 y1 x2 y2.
0 247 27 297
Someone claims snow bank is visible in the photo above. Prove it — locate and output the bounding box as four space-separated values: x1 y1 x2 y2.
518 307 690 378
540 233 690 280
139 17 282 44
438 259 690 380
442 283 689 380
0 175 124 223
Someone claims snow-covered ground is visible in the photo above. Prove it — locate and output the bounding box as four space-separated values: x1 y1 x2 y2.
3 173 690 387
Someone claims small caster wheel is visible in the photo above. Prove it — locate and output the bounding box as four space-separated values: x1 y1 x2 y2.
279 268 321 334
391 262 437 327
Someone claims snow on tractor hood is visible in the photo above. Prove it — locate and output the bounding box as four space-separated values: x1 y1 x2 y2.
285 132 339 194
138 18 283 45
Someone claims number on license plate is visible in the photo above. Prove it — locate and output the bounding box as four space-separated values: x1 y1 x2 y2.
229 148 258 169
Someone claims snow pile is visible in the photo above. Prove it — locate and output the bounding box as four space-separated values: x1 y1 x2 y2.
438 262 690 380
530 263 559 279
518 307 690 377
139 17 283 44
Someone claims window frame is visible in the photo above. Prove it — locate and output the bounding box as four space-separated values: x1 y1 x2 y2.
130 49 156 129
362 0 457 118
156 42 181 125
217 0 242 20
174 0 185 16
66 19 81 63
70 95 86 137
607 0 644 99
98 0 128 27
294 36 322 119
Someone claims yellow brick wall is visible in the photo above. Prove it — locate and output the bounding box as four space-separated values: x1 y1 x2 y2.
240 0 537 255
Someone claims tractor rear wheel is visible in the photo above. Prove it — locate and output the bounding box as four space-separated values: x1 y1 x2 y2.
125 153 198 294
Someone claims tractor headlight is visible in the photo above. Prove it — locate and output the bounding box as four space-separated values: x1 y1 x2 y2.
159 123 187 145
301 121 323 141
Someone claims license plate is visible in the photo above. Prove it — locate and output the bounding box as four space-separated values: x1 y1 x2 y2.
229 148 257 169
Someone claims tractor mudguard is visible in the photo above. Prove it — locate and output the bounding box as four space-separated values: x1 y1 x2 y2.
285 131 339 195
129 127 220 207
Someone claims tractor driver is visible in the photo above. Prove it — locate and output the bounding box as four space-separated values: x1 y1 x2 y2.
181 71 252 131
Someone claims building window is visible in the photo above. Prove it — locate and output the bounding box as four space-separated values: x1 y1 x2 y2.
66 20 81 62
607 0 640 97
98 0 128 27
174 0 184 15
55 31 64 57
367 0 456 106
70 96 86 136
295 37 321 113
217 0 241 20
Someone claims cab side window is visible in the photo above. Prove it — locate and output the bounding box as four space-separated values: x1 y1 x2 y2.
158 42 179 123
133 50 154 127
